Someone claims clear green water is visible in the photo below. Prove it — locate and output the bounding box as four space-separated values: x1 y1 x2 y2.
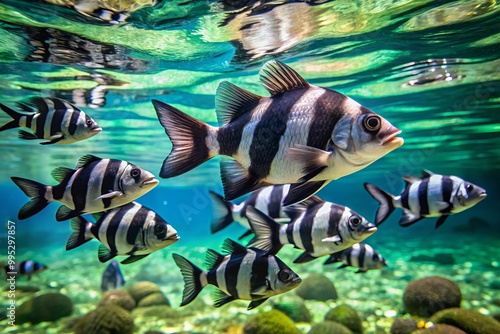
0 0 499 333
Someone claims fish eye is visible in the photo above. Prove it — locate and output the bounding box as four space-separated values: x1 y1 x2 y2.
278 269 292 282
363 115 381 132
349 215 361 226
466 184 474 192
130 168 141 178
155 224 166 234
86 119 93 126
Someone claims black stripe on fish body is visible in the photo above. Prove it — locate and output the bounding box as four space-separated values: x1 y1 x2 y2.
248 89 308 179
342 247 351 266
49 99 68 136
418 179 429 215
441 176 453 211
285 222 295 245
218 107 253 156
70 160 99 212
100 159 123 209
327 204 344 238
358 244 366 268
224 253 244 299
306 92 345 149
35 112 46 138
125 205 149 245
68 107 81 135
298 203 323 253
401 187 410 210
268 186 283 218
19 261 27 274
250 255 268 298
104 206 129 253
24 114 33 129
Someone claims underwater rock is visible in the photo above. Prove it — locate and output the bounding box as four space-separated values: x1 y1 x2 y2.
272 296 312 323
430 308 500 334
324 304 363 334
132 305 180 319
409 253 455 265
295 274 338 302
74 303 134 334
137 291 171 307
128 281 163 303
99 289 136 311
16 292 73 324
403 276 461 317
412 324 467 334
243 310 300 334
308 320 353 334
389 318 417 334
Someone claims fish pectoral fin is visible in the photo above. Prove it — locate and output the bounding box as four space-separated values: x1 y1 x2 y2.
251 284 268 296
212 289 235 308
259 60 309 96
399 210 423 227
287 145 331 183
293 252 318 263
283 180 328 206
98 245 116 263
49 133 63 140
248 298 268 310
220 158 264 201
121 254 149 264
18 130 38 140
322 235 342 243
40 137 63 145
96 191 123 200
435 215 449 229
56 205 81 222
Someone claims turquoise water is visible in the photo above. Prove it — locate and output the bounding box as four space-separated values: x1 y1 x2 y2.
0 0 499 333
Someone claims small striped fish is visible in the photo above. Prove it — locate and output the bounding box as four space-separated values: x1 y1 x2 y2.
153 60 403 206
324 243 387 273
66 201 179 264
364 170 487 228
3 260 47 281
172 238 301 310
246 203 377 264
209 184 322 235
0 97 101 145
101 260 125 291
11 154 158 221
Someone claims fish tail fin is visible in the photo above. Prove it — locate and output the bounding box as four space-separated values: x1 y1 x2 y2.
0 103 20 132
152 99 216 178
10 177 50 220
364 183 396 226
66 216 94 250
246 206 283 255
209 191 235 233
172 253 207 307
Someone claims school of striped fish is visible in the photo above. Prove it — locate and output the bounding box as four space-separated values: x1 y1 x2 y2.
3 60 487 309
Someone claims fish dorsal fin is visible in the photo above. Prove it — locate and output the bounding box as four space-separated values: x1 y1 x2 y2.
220 238 247 255
259 60 310 96
51 167 75 182
76 154 101 169
215 81 261 126
205 249 225 271
402 175 420 184
17 97 48 114
421 170 435 178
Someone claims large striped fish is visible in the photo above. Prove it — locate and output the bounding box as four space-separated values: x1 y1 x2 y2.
153 60 403 206
364 170 487 228
11 154 158 221
324 243 387 273
3 260 47 281
209 184 322 235
246 202 377 264
0 97 101 145
172 238 301 310
66 201 179 264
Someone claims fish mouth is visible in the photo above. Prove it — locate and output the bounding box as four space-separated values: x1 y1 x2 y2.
91 127 103 133
142 177 159 187
291 277 302 287
479 192 487 198
165 234 180 242
382 129 404 147
365 226 378 234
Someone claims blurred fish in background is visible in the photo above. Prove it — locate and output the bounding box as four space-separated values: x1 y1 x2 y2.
101 260 125 291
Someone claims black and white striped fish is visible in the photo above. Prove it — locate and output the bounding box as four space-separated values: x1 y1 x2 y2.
246 202 377 264
0 97 101 145
324 243 387 273
66 201 179 264
101 260 125 291
172 238 301 310
209 184 323 235
11 154 158 221
3 260 47 281
153 60 403 206
364 170 487 228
